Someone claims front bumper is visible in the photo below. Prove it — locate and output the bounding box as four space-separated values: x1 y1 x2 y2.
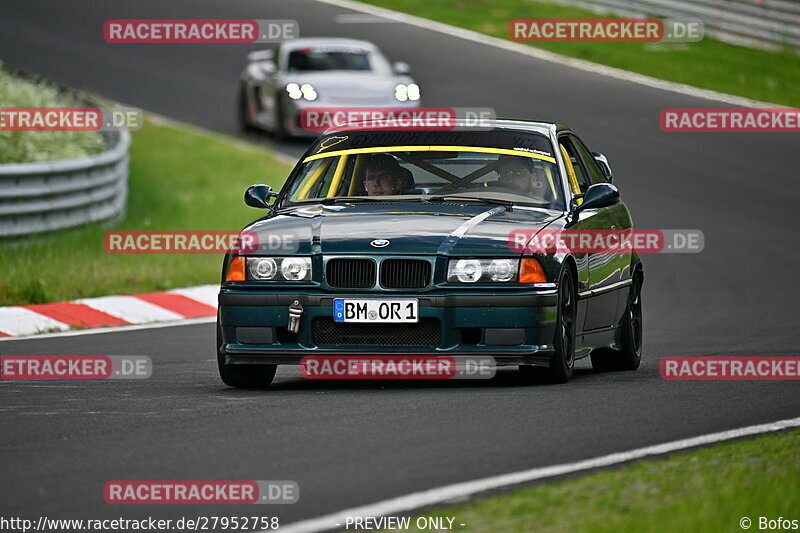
218 289 558 367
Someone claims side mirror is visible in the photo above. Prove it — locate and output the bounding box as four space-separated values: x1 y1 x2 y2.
591 152 613 182
573 183 619 213
247 49 275 62
244 184 279 209
392 61 411 75
258 61 276 76
246 60 276 80
247 50 277 77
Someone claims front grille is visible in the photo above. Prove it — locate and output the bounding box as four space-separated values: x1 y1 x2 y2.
313 318 440 346
327 258 376 288
380 259 432 289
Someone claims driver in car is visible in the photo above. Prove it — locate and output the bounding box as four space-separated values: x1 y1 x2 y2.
495 155 550 200
362 154 414 196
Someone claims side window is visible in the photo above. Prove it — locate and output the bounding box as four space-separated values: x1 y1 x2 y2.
558 137 590 193
570 135 607 185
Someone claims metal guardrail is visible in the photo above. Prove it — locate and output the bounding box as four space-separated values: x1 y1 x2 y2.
543 0 800 49
0 128 130 238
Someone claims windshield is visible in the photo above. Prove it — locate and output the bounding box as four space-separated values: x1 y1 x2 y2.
287 46 374 72
285 146 564 209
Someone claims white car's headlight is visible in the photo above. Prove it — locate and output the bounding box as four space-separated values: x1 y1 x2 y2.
286 83 302 100
247 257 312 281
394 83 420 102
447 258 519 283
286 83 317 101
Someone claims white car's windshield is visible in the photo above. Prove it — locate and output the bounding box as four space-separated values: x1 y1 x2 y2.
287 47 373 72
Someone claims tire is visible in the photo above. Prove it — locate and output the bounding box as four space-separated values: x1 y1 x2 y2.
217 320 276 388
237 82 256 133
591 271 643 372
272 99 287 142
520 267 577 384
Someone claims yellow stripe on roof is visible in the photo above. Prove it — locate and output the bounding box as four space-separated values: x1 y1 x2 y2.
303 145 557 164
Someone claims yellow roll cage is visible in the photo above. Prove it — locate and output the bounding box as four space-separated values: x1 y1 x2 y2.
297 145 560 200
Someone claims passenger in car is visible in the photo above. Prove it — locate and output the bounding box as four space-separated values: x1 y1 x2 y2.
495 155 551 200
362 154 415 196
396 167 417 194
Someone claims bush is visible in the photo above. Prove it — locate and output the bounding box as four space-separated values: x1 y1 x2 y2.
0 67 105 164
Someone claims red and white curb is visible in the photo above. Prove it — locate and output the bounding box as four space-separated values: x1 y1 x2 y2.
0 285 218 338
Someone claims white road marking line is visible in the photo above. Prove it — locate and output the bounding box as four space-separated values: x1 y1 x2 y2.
313 0 785 108
269 416 800 533
0 307 70 336
169 285 219 308
335 13 397 23
75 296 184 324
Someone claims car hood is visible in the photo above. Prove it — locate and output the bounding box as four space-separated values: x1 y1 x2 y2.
281 72 411 103
242 202 561 256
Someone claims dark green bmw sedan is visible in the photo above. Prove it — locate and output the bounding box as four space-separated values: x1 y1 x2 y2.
217 120 643 387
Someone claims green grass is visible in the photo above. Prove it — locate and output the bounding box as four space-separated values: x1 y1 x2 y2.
395 428 800 533
0 118 291 306
0 67 105 163
359 0 800 107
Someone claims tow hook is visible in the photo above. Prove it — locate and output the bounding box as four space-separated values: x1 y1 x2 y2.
287 300 303 334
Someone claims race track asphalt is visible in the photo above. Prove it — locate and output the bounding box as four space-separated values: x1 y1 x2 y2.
1 0 799 527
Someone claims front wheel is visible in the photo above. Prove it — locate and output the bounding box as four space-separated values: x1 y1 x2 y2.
591 271 643 372
237 82 256 132
217 321 276 388
520 267 576 384
271 99 288 142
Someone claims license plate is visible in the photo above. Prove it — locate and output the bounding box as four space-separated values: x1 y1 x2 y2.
333 299 419 323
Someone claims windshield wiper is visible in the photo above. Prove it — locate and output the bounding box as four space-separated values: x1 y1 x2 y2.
426 195 515 207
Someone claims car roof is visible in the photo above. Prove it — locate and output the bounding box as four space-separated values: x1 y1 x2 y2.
281 37 378 52
325 119 567 136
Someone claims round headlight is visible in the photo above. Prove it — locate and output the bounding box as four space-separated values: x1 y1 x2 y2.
281 257 309 281
249 257 277 280
285 83 302 100
394 84 408 102
455 259 482 283
489 259 515 282
407 84 420 101
300 83 317 101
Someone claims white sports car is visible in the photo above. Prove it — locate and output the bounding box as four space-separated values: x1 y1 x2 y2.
238 37 422 139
